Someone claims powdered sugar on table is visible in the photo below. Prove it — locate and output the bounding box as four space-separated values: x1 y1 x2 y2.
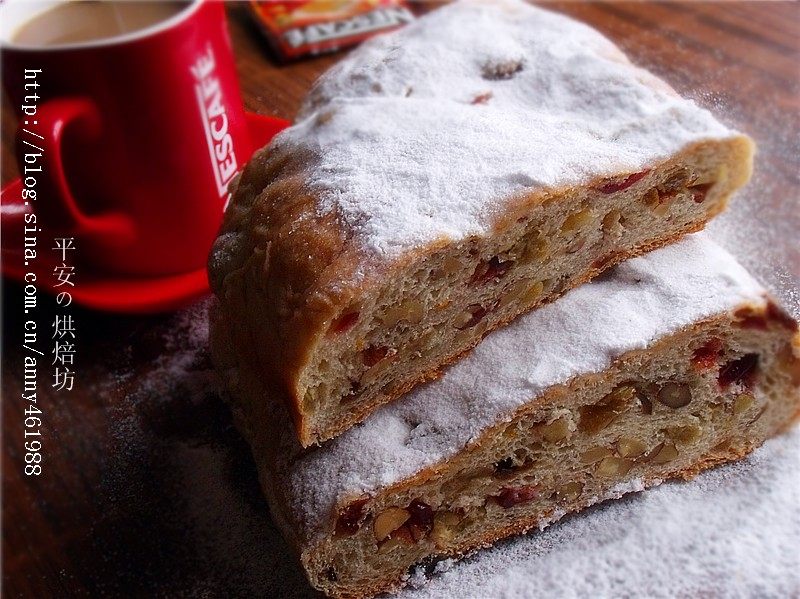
271 0 737 257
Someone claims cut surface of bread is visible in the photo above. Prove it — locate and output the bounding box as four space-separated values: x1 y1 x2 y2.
211 235 800 598
209 0 755 446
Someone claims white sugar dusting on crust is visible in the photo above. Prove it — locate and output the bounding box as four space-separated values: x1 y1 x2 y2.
270 0 738 257
284 234 766 539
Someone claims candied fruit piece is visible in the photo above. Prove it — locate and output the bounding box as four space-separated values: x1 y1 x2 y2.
596 169 650 194
561 208 593 233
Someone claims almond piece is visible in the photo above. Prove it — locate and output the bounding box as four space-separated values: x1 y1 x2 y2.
539 417 570 443
431 511 462 547
596 456 634 477
650 442 679 464
377 527 413 553
580 446 613 464
556 481 584 502
653 194 677 216
522 237 549 264
498 279 542 309
441 256 463 277
579 385 633 433
642 187 660 206
382 299 424 327
374 507 410 542
523 280 545 305
665 425 702 445
659 166 691 194
454 304 489 330
733 394 755 416
657 383 692 409
471 256 514 285
616 437 647 458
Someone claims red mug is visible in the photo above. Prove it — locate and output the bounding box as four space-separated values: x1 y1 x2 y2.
1 0 253 276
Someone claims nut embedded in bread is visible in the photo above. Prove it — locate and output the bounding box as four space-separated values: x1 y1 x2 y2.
208 0 755 446
211 235 800 598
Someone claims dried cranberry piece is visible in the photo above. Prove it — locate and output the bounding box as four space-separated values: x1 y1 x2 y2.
495 485 538 509
718 354 759 389
767 301 799 332
407 499 433 541
330 311 359 335
388 524 414 544
596 170 650 194
335 498 369 536
692 338 723 370
736 313 768 330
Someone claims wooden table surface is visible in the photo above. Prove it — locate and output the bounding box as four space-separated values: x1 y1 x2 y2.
3 3 799 597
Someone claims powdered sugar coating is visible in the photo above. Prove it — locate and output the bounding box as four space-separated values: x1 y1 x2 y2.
285 235 766 539
272 0 738 257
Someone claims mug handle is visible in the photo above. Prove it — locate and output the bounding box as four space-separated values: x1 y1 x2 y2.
17 98 134 246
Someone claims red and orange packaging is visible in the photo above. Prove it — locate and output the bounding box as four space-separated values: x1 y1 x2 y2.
249 0 415 61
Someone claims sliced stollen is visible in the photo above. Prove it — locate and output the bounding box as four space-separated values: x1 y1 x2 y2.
208 0 755 446
212 234 800 599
